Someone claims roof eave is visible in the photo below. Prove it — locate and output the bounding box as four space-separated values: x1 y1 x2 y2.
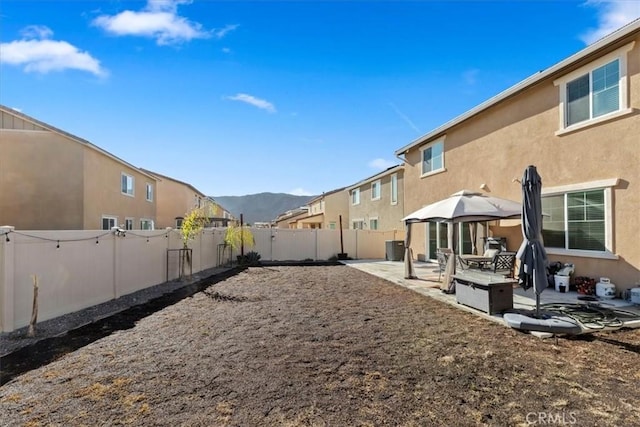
394 18 640 156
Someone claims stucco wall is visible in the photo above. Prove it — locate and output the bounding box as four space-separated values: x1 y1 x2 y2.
323 190 350 229
83 149 156 229
0 129 85 229
349 169 405 231
154 177 204 229
401 33 640 289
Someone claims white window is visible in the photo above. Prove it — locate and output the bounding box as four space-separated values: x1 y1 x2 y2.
124 218 134 230
390 173 398 205
420 139 444 176
554 42 633 133
541 179 617 258
121 173 134 196
175 217 184 228
140 219 154 230
146 183 153 202
352 220 364 230
329 222 336 230
351 188 360 205
102 216 117 230
371 180 381 200
369 218 378 230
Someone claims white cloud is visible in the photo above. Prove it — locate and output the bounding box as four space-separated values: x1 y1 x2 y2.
580 0 640 45
92 0 213 45
289 188 314 196
20 25 53 39
226 93 276 113
0 26 106 77
213 24 239 39
221 47 231 54
368 158 396 170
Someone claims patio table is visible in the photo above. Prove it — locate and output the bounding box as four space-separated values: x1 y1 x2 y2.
458 255 494 270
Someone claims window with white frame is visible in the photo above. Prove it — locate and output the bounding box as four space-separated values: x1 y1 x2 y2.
329 222 336 230
351 188 360 205
390 173 398 205
146 183 153 202
140 219 154 230
124 218 134 230
102 216 117 230
121 173 134 196
175 217 184 228
352 220 364 230
371 180 381 200
555 43 633 132
369 218 378 230
420 139 444 176
542 183 614 253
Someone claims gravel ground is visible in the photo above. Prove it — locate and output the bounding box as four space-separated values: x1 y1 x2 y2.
1 265 639 426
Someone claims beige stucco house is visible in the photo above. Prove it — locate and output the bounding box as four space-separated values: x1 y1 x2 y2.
346 165 405 232
0 106 157 230
395 20 640 291
297 187 350 230
274 207 310 229
140 169 218 229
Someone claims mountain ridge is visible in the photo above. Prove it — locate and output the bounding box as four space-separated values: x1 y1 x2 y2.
213 192 317 225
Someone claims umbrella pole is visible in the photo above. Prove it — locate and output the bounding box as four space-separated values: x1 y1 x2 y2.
536 294 540 318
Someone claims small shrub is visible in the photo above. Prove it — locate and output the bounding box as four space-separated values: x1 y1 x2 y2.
237 251 261 266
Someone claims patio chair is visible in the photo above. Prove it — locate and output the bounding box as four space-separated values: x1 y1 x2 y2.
436 249 451 281
490 251 517 278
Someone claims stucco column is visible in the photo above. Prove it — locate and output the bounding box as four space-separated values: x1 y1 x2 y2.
1 226 16 332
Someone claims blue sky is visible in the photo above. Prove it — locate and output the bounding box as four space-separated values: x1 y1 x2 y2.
1 1 639 197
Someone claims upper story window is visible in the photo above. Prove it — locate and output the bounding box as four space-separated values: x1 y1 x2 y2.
369 218 378 230
351 188 360 205
555 42 634 133
390 173 398 205
420 139 444 177
352 220 364 230
121 173 134 196
371 180 381 200
124 218 134 230
146 183 153 202
541 178 618 259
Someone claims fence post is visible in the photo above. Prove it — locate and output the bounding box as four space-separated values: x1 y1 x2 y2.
111 227 121 299
1 226 16 332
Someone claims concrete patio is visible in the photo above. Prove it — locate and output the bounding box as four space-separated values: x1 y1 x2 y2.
343 259 640 333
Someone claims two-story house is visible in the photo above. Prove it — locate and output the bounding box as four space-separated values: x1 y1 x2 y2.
140 169 211 230
346 165 404 231
395 19 640 290
294 187 350 229
0 105 157 230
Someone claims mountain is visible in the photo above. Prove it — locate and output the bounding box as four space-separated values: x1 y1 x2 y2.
213 193 317 225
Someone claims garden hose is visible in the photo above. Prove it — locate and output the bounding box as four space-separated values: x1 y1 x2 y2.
540 303 635 330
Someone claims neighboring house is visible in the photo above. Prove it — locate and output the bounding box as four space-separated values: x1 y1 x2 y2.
346 165 405 231
0 105 157 230
274 206 310 229
295 187 350 230
394 20 640 290
205 197 236 227
140 169 213 229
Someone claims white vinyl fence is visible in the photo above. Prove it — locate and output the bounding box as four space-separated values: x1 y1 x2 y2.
0 226 404 332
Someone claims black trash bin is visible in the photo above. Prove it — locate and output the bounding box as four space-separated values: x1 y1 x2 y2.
385 240 405 261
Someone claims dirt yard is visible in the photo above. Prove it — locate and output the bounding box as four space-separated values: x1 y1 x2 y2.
1 265 639 426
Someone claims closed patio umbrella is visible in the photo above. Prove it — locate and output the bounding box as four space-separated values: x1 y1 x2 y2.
516 165 548 317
